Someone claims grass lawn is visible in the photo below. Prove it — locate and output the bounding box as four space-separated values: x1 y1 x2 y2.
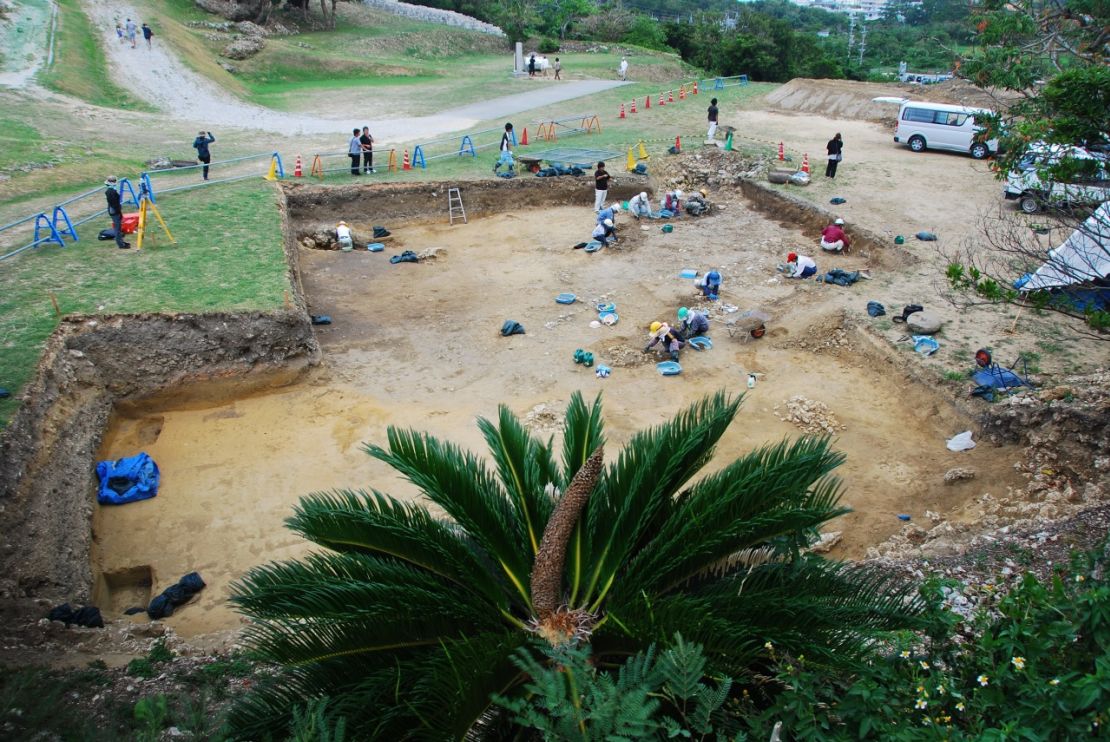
0 180 288 425
39 0 149 109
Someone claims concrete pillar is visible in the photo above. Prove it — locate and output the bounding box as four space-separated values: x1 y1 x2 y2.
514 42 523 74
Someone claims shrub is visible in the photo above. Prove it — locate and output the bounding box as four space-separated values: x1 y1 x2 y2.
538 37 560 54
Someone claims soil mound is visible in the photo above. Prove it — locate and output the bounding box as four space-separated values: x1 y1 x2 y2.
763 78 908 122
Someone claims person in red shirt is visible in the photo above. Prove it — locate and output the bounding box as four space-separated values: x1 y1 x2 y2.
820 218 851 253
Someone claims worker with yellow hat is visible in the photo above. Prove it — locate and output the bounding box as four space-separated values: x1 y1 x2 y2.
685 189 710 216
336 220 354 251
643 321 684 361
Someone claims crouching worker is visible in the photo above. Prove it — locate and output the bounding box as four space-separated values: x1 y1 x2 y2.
336 220 354 251
628 191 652 218
685 188 710 216
643 321 684 362
592 218 617 246
695 270 722 300
662 189 683 215
597 202 621 225
786 252 817 278
820 218 851 253
677 306 709 338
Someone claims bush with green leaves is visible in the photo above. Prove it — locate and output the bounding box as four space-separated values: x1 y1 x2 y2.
496 633 735 739
229 392 922 738
738 546 1110 739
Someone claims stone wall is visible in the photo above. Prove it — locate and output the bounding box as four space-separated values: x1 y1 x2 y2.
360 0 504 36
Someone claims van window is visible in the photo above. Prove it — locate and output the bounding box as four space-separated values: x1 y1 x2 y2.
937 112 968 126
902 107 934 123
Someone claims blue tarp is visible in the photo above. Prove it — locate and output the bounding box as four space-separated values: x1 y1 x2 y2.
972 366 1029 390
95 452 159 505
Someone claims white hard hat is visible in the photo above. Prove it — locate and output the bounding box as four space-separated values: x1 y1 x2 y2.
603 218 614 227
675 189 683 198
834 218 845 225
611 203 621 212
640 192 647 201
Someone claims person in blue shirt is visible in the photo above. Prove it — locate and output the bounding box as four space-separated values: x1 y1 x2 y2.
192 131 215 180
596 203 621 225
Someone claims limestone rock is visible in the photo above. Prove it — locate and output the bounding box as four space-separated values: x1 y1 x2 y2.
907 311 943 334
944 467 976 484
222 36 265 60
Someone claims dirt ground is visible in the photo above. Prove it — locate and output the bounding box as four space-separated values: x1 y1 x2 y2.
92 189 1027 639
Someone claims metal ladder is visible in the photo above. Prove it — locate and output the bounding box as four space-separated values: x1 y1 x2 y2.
448 187 467 225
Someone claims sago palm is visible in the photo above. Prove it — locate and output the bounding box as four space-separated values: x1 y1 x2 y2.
229 391 921 739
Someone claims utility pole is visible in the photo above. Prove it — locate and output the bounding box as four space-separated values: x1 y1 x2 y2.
858 16 867 66
847 13 856 66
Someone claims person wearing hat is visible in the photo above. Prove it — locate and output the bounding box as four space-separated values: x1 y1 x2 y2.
695 270 722 300
676 307 709 339
819 218 851 253
591 218 617 246
335 220 354 251
663 188 684 214
685 188 710 216
786 252 817 278
596 202 621 225
192 130 216 180
628 191 653 219
643 321 684 361
104 176 129 250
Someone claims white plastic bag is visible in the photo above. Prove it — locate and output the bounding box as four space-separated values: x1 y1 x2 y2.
946 431 976 452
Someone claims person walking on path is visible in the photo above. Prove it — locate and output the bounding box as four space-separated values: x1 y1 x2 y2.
115 22 125 44
707 98 719 141
554 57 561 80
360 126 375 174
593 160 611 212
826 133 843 178
142 23 153 49
347 128 362 175
192 131 215 180
125 18 137 48
618 57 628 81
104 176 129 250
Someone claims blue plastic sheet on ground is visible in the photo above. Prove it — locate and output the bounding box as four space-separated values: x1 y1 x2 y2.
972 366 1029 390
95 452 159 505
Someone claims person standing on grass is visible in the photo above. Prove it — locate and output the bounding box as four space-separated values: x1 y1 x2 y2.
348 128 362 176
142 23 153 49
593 160 611 212
619 57 628 80
360 126 375 174
826 133 843 178
193 131 215 180
104 176 129 250
125 18 137 48
528 54 536 78
707 98 719 141
493 123 515 175
554 57 561 80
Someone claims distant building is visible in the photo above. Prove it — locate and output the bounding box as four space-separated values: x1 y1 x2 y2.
789 0 893 20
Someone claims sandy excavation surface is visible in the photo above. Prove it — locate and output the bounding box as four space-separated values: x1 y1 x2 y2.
93 193 1027 639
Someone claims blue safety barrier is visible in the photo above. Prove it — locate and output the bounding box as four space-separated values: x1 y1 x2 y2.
118 177 140 207
271 152 285 178
52 206 78 243
458 135 477 158
412 145 427 169
33 213 65 248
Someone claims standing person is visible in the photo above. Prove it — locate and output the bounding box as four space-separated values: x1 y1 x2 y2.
359 126 375 174
142 23 153 49
192 130 215 180
826 133 843 178
707 98 719 141
528 54 536 78
618 57 628 81
553 57 561 80
593 160 611 212
104 176 129 250
115 22 125 44
125 18 137 48
347 128 362 176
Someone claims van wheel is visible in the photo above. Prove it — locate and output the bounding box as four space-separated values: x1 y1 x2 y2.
1019 196 1040 214
908 136 926 153
970 143 989 159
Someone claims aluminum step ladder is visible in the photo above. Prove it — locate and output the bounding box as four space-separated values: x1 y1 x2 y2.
448 187 467 225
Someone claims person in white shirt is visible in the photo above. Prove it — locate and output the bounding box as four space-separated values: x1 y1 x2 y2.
618 57 628 80
786 252 817 278
336 221 353 251
628 191 652 218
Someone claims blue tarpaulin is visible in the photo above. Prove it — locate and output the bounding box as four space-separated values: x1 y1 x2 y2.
95 452 160 505
972 366 1029 390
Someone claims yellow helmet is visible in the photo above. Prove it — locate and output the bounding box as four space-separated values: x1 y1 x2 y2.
699 188 708 197
650 321 663 333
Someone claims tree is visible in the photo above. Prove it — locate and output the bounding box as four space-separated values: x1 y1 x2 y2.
228 393 922 738
945 0 1110 335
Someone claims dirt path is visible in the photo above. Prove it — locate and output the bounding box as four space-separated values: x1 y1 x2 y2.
81 0 625 135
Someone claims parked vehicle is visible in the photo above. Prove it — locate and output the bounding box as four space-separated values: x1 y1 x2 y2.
872 98 998 159
1004 143 1110 213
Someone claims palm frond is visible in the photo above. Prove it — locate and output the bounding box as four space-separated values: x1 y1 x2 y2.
561 391 606 485
365 428 534 609
477 406 559 556
576 391 743 610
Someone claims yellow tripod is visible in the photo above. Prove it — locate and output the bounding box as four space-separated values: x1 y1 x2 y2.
136 190 175 250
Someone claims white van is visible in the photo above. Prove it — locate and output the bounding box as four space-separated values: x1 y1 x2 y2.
1004 143 1110 213
873 98 998 159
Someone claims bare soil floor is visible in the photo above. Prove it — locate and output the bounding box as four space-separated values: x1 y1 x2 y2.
93 196 1027 639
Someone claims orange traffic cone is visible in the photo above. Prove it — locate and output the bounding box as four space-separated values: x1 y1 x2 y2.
521 127 529 145
679 86 686 100
778 142 785 161
293 154 303 177
668 90 674 103
619 103 626 119
801 153 810 174
675 135 682 153
645 95 650 109
403 149 411 170
659 92 666 106
630 98 637 114
693 80 699 95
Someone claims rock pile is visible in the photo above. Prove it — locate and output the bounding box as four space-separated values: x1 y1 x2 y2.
523 402 563 433
361 0 504 36
774 396 846 435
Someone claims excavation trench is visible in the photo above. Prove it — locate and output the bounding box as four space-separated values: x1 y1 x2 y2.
1 176 1024 638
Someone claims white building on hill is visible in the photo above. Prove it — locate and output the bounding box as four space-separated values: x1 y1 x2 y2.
789 0 892 20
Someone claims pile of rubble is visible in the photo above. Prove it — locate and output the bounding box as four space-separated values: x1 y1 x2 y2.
658 148 771 191
774 396 845 435
522 402 564 433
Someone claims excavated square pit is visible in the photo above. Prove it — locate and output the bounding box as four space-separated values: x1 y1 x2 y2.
91 180 1025 637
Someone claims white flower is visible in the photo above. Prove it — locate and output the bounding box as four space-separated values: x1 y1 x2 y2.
915 698 928 710
977 674 989 686
1012 656 1026 670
